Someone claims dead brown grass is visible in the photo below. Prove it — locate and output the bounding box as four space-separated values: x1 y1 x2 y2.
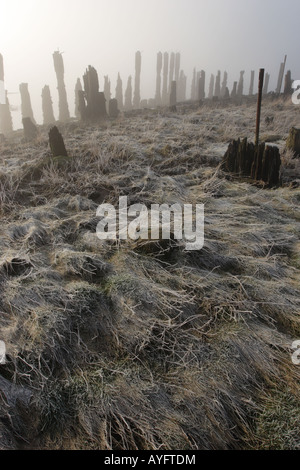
0 98 299 450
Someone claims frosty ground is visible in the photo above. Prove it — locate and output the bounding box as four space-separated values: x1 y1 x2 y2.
0 96 299 450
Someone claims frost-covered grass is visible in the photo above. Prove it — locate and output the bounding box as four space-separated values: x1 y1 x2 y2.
0 97 299 450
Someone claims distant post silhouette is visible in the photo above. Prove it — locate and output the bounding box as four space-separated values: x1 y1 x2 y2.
53 51 70 122
74 79 82 119
19 83 36 124
115 73 123 111
124 76 133 111
276 55 287 94
42 85 55 125
155 52 162 106
162 52 169 105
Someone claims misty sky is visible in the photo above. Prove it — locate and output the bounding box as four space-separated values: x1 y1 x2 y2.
0 0 300 128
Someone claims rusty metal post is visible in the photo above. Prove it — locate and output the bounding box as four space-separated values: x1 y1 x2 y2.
255 68 265 147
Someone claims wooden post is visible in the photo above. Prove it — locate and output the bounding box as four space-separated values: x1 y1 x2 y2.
255 69 265 148
22 117 38 141
169 81 177 111
276 55 287 94
53 51 70 122
49 126 68 157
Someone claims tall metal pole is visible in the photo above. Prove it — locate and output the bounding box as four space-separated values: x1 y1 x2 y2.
255 68 265 147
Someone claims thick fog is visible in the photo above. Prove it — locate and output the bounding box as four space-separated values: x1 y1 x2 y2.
0 0 300 128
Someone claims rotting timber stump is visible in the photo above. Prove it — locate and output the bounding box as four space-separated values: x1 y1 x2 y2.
222 138 281 188
49 126 68 158
286 127 300 157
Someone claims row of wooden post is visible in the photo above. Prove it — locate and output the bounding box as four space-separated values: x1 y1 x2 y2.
0 51 296 134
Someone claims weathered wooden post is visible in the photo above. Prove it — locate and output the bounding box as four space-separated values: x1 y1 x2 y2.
74 79 82 119
49 126 68 157
249 71 255 96
283 70 293 96
109 99 119 118
208 74 215 99
162 52 169 106
133 51 141 109
263 73 270 95
168 52 175 95
214 70 221 98
53 51 70 122
82 65 107 120
255 69 265 148
155 52 162 106
169 81 177 111
191 68 197 101
41 85 55 125
22 117 38 141
175 53 181 84
221 71 228 97
19 83 36 124
286 127 300 157
178 70 187 102
78 90 87 121
104 76 111 113
198 70 205 102
124 76 133 111
237 71 245 99
222 68 281 188
0 55 13 134
115 73 123 111
231 82 237 99
276 55 287 94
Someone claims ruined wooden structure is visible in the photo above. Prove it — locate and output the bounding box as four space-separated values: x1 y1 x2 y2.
0 54 13 137
0 92 13 134
162 52 169 106
49 126 68 157
221 71 228 97
22 117 38 141
276 55 287 94
249 71 255 96
222 68 281 187
169 81 177 111
168 52 175 96
124 76 133 111
53 51 70 122
74 79 82 119
0 54 13 134
214 70 221 98
283 70 293 96
104 76 111 113
222 138 281 187
237 71 245 98
19 83 36 123
262 73 270 95
198 70 205 102
109 98 119 118
80 65 107 121
155 52 162 106
115 73 123 111
286 127 300 157
208 74 215 99
42 85 55 125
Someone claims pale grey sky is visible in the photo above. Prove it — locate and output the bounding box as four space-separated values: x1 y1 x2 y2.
0 0 299 127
